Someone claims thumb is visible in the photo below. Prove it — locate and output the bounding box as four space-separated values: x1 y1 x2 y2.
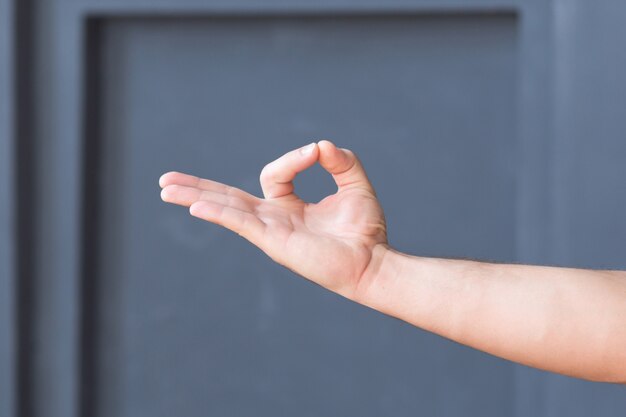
317 140 374 193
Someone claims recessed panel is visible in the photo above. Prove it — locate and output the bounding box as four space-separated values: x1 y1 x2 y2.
92 14 517 417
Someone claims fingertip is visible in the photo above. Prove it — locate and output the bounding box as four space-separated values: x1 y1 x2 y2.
311 142 320 156
318 139 346 166
317 139 336 152
318 140 338 160
318 140 354 159
309 143 320 161
189 200 205 217
160 185 176 202
299 142 317 156
159 171 180 188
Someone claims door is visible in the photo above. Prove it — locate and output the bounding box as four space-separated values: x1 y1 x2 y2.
1 1 625 417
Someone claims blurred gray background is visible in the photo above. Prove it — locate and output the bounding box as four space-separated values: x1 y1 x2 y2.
1 0 625 417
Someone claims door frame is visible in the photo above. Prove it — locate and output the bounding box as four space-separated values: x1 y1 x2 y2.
0 1 554 416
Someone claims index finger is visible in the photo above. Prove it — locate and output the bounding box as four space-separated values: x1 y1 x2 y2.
259 142 319 199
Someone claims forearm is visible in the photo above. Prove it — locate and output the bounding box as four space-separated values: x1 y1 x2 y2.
356 245 626 383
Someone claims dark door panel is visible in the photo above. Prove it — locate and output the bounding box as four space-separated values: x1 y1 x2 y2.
91 14 517 417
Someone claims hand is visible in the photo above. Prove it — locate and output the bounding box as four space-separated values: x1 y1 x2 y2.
159 140 388 300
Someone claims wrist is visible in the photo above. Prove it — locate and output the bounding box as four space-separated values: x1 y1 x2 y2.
352 243 407 309
352 246 459 337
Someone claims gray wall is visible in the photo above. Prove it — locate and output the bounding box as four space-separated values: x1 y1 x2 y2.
1 1 624 417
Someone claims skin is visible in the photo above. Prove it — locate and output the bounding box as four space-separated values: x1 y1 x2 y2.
160 140 626 384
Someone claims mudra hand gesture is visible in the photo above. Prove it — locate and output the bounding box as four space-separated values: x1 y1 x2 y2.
160 140 387 300
160 140 626 384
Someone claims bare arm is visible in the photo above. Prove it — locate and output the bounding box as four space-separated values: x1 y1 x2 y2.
358 246 626 383
160 141 626 383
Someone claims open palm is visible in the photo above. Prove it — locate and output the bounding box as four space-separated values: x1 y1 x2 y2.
160 140 388 299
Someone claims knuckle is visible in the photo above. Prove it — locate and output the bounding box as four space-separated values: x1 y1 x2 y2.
225 186 237 197
226 194 238 207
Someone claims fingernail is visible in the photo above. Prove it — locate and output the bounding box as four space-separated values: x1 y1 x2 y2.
300 142 316 155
